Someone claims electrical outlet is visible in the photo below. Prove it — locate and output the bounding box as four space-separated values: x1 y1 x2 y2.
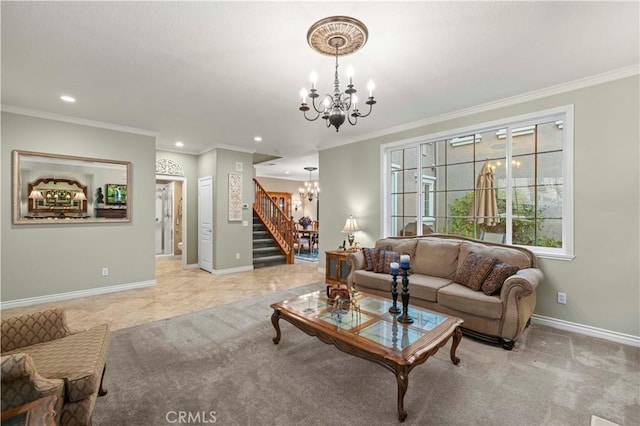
101 267 109 277
557 292 567 304
235 253 240 260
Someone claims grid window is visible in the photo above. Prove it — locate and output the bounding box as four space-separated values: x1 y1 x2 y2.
383 108 573 257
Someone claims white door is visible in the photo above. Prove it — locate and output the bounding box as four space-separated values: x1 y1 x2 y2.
198 176 213 272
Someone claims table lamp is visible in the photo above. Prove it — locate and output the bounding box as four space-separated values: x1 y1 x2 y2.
341 215 360 247
28 190 43 215
74 192 87 210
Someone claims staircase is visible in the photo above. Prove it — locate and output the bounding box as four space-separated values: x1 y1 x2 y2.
253 214 287 268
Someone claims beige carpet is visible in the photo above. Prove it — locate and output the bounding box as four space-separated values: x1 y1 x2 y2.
92 284 639 425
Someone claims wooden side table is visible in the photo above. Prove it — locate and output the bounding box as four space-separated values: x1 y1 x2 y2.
1 395 57 426
325 250 350 288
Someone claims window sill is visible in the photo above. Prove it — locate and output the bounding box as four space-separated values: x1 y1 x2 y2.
531 251 575 261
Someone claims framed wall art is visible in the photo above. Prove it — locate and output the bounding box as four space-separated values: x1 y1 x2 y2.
228 173 242 221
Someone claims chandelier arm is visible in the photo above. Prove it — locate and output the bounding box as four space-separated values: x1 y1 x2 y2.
311 94 334 114
347 113 358 126
303 109 321 122
344 92 353 111
355 102 375 118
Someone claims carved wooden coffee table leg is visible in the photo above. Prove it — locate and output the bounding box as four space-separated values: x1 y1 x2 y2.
395 365 409 422
450 326 462 365
271 310 281 344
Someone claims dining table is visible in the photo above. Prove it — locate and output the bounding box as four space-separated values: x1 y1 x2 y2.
297 229 319 254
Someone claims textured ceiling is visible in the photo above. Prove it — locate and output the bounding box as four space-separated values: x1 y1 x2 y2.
2 1 638 181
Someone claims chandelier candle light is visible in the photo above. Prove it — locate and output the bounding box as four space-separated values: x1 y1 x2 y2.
299 16 376 131
299 166 320 202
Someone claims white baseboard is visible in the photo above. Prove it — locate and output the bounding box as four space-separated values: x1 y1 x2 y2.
0 280 156 310
531 314 640 347
184 263 200 270
212 265 254 275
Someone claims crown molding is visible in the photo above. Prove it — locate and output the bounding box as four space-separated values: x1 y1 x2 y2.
320 64 640 151
1 104 159 137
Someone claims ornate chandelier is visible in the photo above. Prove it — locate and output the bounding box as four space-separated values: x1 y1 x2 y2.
299 16 376 132
299 167 320 202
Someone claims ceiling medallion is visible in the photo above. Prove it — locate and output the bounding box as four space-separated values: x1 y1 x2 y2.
299 16 376 132
306 16 368 56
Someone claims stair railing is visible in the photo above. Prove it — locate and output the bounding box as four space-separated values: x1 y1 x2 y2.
253 179 295 264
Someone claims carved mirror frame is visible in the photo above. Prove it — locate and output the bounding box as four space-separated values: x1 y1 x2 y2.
12 150 132 224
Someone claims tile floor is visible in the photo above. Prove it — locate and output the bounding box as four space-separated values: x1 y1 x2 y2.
2 257 324 331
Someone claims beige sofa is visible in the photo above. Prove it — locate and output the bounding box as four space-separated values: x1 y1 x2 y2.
347 234 543 349
1 309 110 425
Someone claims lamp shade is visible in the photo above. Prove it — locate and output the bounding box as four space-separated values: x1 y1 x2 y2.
74 192 87 201
28 190 43 200
341 215 360 233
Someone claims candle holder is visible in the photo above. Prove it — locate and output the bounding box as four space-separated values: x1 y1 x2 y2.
391 320 398 350
397 264 414 324
389 272 401 314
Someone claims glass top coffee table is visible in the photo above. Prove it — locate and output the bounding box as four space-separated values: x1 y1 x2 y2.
270 290 463 422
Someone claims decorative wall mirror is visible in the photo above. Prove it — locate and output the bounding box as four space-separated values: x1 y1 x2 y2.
13 150 131 224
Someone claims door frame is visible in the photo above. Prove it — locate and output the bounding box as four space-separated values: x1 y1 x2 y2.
156 175 187 269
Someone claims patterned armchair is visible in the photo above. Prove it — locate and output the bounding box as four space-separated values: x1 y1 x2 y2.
1 309 110 425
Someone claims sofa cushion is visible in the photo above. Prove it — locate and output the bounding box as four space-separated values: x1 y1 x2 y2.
353 270 392 294
438 283 503 319
405 274 453 302
482 262 519 295
455 253 497 291
412 239 460 279
4 324 110 402
375 238 418 258
458 241 532 270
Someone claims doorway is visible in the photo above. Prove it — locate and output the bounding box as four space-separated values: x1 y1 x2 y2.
155 177 185 264
155 182 174 255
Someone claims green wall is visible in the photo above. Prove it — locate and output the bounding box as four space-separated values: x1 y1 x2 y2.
1 112 156 302
319 76 640 337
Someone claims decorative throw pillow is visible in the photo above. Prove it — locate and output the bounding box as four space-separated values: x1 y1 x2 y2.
455 253 497 291
481 261 519 295
362 248 376 271
381 250 401 274
373 248 388 273
369 246 391 273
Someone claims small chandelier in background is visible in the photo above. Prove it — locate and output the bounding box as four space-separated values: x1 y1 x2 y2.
299 16 376 132
299 167 320 202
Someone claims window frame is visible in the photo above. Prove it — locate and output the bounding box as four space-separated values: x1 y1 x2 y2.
380 105 574 260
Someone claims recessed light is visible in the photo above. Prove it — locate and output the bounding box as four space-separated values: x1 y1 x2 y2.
254 136 262 142
60 95 76 103
175 141 184 147
285 171 290 174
